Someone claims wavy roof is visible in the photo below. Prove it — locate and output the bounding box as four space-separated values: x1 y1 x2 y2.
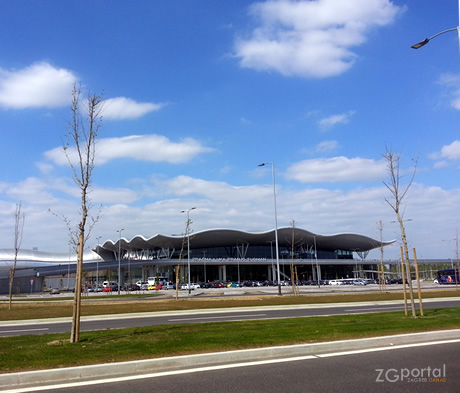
97 227 394 254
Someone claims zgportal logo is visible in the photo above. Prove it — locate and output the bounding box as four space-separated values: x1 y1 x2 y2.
375 365 447 383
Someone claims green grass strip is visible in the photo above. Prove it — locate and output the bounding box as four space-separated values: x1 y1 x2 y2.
2 289 460 321
1 307 460 373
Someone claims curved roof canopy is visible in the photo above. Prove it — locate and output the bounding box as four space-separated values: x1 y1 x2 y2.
96 227 394 255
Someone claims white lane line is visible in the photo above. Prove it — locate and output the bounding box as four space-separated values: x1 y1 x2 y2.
0 328 49 334
4 339 460 393
344 306 402 312
1 355 318 393
169 313 267 322
317 338 460 358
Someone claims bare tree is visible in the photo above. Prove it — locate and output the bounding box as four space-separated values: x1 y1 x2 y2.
383 149 417 317
63 85 103 343
8 202 25 310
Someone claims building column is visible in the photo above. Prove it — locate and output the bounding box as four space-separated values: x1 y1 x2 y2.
219 265 227 282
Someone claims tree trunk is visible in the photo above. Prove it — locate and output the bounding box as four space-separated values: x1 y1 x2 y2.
70 233 84 343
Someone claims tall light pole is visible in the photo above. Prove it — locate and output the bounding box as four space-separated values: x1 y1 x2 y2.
181 207 196 295
267 240 275 282
411 1 460 49
116 229 124 295
313 236 321 288
203 250 207 283
96 236 102 291
258 163 281 296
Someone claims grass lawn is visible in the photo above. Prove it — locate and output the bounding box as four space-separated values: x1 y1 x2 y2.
1 289 460 321
1 307 460 373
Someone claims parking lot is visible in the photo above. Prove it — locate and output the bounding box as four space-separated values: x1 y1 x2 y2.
7 279 450 301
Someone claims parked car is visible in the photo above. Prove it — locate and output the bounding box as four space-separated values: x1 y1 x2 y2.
148 284 162 290
164 282 176 290
180 283 200 290
352 279 367 286
128 284 141 291
329 280 343 286
50 288 60 295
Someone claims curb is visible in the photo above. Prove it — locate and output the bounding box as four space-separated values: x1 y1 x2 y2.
1 329 459 389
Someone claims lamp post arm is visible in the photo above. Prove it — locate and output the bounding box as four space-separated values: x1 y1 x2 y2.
412 26 459 49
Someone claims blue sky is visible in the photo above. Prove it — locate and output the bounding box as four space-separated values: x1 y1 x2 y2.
1 0 460 260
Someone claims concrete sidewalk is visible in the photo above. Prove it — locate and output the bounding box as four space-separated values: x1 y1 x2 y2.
1 329 460 390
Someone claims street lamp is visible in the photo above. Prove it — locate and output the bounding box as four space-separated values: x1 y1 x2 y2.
313 236 321 288
116 229 124 295
96 236 102 292
267 240 275 282
412 1 460 49
203 250 207 283
411 27 459 49
181 207 196 295
258 162 282 296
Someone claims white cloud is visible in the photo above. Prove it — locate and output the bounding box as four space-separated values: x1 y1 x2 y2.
437 73 460 110
433 160 449 169
318 111 355 130
302 140 340 155
4 177 58 204
234 0 403 78
0 62 76 108
44 134 214 166
101 97 165 120
430 140 460 164
91 187 139 204
159 175 263 202
315 140 339 153
35 162 54 174
2 172 460 260
440 140 460 160
285 156 386 183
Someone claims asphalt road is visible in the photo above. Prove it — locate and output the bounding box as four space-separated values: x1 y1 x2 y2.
1 298 459 337
11 340 459 393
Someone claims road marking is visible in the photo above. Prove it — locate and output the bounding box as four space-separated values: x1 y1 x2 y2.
344 306 402 312
317 338 460 357
4 339 460 392
0 328 49 334
169 313 267 322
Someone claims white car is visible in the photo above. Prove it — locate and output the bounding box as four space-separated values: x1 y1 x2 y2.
180 283 200 290
329 280 343 286
164 282 175 290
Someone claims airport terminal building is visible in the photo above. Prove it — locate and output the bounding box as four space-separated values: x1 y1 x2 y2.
95 227 394 285
1 227 397 293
